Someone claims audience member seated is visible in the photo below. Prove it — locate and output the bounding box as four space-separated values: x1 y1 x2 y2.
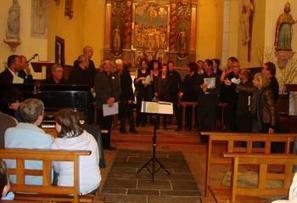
52 109 101 195
4 98 54 185
0 112 17 149
18 55 34 84
45 64 66 84
272 173 297 203
0 160 14 201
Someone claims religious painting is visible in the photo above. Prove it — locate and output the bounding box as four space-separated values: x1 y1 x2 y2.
31 0 48 38
132 1 170 51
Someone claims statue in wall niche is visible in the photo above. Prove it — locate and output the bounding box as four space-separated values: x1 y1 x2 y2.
241 0 254 46
177 28 187 56
113 25 121 55
275 2 297 50
6 0 20 41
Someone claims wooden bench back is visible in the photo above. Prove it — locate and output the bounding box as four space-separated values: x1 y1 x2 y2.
224 153 297 203
0 149 91 203
202 132 297 197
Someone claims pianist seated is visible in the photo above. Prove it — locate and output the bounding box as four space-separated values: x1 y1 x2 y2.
52 109 101 194
45 64 67 84
4 98 54 185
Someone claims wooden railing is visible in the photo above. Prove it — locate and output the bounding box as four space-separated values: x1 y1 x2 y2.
201 132 297 198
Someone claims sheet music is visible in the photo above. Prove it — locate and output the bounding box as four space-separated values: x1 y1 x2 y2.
141 101 173 115
12 75 24 84
204 77 216 89
103 102 119 117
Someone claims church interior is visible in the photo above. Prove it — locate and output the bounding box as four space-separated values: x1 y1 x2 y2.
0 0 297 203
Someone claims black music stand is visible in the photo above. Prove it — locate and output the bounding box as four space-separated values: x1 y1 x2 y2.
137 101 173 183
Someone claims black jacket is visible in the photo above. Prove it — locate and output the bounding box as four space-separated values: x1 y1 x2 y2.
181 72 201 102
119 69 134 101
0 69 33 86
134 69 153 101
95 70 121 109
270 76 279 102
70 60 96 87
167 70 182 102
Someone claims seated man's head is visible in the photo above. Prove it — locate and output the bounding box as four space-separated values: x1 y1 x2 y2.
19 98 44 126
7 55 22 73
0 160 10 199
51 64 64 83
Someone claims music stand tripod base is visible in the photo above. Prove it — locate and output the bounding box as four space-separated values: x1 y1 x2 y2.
137 101 173 183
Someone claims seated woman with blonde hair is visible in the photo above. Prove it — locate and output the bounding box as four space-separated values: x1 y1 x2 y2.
51 109 101 194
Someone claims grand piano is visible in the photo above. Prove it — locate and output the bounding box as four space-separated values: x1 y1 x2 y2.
0 84 94 127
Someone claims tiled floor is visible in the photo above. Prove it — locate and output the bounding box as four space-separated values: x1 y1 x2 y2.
96 126 274 203
100 150 201 203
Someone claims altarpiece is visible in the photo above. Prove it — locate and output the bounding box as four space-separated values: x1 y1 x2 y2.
104 0 197 67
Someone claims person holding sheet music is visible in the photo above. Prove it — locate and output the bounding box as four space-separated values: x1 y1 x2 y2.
220 57 240 131
0 55 31 86
197 59 220 131
95 60 121 150
134 60 153 127
150 60 161 100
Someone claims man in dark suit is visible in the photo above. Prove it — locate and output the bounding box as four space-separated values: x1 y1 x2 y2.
95 60 121 149
18 55 34 84
115 59 137 134
167 61 182 130
0 55 23 85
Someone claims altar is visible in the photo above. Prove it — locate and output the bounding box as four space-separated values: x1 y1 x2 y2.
104 0 197 67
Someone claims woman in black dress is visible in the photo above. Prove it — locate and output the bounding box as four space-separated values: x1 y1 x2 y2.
134 60 153 126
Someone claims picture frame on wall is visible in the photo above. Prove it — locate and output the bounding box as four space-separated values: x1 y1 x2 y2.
55 36 65 66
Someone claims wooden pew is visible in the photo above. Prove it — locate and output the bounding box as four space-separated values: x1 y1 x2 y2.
202 132 297 199
0 148 97 203
223 153 297 203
